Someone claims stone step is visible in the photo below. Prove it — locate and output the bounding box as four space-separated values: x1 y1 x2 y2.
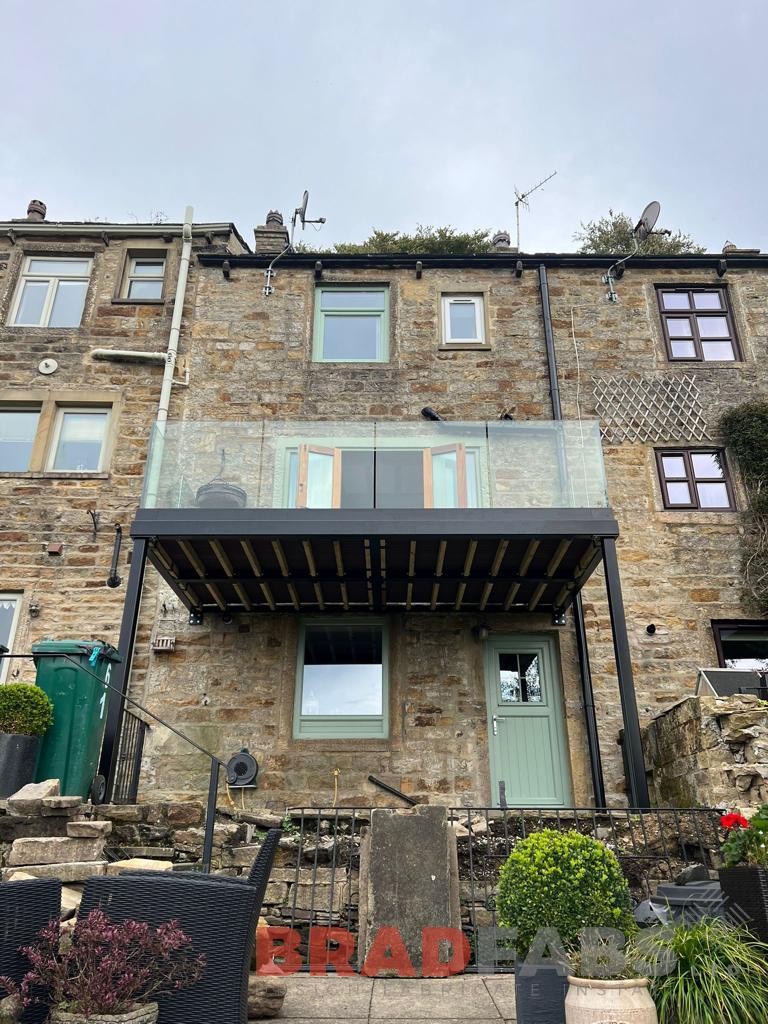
8 836 105 866
1 861 107 883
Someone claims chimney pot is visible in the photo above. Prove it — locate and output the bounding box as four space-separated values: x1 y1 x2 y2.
253 209 290 255
492 230 511 250
27 199 47 222
265 210 284 226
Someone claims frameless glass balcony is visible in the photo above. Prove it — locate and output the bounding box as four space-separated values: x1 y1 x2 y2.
141 419 608 511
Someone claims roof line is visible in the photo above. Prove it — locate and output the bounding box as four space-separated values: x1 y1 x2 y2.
1 221 250 251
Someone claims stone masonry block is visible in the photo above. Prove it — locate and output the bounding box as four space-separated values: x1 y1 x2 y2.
1 861 108 883
67 820 113 838
8 837 106 866
6 780 60 815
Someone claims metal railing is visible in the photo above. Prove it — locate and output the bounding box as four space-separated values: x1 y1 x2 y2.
451 806 724 970
111 710 149 805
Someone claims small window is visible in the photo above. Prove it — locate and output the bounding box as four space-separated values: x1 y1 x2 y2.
656 287 739 361
48 407 110 472
441 295 485 344
0 408 41 471
656 448 734 510
294 621 388 738
713 621 768 672
313 287 389 362
123 255 166 300
0 594 22 681
9 257 91 328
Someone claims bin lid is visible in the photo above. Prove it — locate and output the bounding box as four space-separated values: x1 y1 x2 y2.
32 640 122 661
654 881 723 906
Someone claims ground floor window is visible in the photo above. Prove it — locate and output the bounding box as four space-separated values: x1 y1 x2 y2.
0 593 22 682
294 620 388 738
713 620 768 672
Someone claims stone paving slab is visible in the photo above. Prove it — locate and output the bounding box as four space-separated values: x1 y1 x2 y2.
482 976 517 1019
369 977 500 1019
280 976 373 1018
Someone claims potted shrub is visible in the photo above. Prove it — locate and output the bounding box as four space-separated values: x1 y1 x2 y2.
634 917 768 1024
0 683 54 798
496 829 635 1024
0 909 205 1024
718 807 768 943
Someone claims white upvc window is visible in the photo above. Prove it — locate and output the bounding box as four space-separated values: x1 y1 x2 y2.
0 594 22 681
441 294 485 344
9 257 92 328
47 407 110 472
124 256 166 300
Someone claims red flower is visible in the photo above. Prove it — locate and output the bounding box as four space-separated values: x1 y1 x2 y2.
721 813 750 831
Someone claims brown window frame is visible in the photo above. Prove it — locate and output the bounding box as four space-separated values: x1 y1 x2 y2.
655 447 735 511
656 285 740 362
712 619 768 669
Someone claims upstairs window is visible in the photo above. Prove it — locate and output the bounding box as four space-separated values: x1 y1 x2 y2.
656 448 734 510
48 407 110 472
441 294 486 345
9 257 91 328
313 287 389 362
0 408 41 471
0 594 22 680
657 286 739 361
123 255 166 300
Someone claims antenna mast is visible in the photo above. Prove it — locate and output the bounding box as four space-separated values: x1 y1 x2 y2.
514 170 557 250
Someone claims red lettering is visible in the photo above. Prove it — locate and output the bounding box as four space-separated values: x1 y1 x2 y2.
421 927 471 977
361 926 416 978
256 926 303 975
308 927 357 975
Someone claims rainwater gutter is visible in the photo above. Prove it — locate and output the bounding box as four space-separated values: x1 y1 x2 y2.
538 264 607 810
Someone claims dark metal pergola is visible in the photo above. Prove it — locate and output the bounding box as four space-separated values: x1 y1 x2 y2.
99 504 650 807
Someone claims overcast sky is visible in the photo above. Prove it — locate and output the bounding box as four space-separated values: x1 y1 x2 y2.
3 1 766 252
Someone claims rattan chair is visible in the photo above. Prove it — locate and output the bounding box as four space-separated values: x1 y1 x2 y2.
80 856 274 1024
0 877 61 1024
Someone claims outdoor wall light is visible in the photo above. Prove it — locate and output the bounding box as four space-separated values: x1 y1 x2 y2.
421 407 445 422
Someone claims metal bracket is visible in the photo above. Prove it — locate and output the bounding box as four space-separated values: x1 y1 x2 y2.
188 609 204 625
717 259 728 278
101 232 110 247
222 259 231 279
314 260 323 281
552 609 566 626
415 260 423 279
515 260 523 279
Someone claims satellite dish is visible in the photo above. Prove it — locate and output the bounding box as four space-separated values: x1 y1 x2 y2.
634 201 661 243
297 190 309 226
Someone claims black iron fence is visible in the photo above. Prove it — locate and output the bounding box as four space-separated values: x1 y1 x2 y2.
110 710 149 804
271 805 725 973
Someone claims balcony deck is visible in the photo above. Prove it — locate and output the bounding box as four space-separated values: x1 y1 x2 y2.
133 419 615 617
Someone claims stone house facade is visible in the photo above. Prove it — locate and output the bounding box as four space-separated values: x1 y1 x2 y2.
2 202 766 813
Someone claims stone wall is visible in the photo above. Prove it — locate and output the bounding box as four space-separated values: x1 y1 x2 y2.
643 694 768 808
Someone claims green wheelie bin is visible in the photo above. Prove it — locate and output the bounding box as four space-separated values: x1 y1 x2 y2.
32 640 121 801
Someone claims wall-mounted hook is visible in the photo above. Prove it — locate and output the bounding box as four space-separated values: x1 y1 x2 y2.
87 509 100 539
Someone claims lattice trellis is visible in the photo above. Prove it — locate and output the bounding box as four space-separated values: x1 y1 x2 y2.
591 373 711 443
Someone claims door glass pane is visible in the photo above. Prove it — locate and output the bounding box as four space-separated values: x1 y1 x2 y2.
339 450 375 508
432 449 459 507
466 450 479 508
498 653 542 703
0 410 40 471
375 451 423 508
448 301 478 340
696 481 730 508
48 280 88 327
13 280 48 325
127 279 163 300
720 627 768 672
666 481 691 504
670 339 697 358
667 318 693 337
697 316 730 338
701 340 736 361
287 450 299 506
321 290 385 310
662 292 691 310
691 452 722 478
302 626 383 715
306 450 334 507
52 411 108 471
322 314 380 359
661 455 686 478
27 259 90 275
693 291 723 310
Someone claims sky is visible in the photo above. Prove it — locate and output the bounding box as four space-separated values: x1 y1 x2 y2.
2 1 766 253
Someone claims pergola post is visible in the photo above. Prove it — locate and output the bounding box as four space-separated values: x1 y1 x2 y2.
99 537 148 796
601 537 650 808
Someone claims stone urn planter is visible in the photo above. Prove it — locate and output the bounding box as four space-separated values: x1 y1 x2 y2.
0 731 41 798
719 865 768 943
565 976 658 1023
50 1003 159 1024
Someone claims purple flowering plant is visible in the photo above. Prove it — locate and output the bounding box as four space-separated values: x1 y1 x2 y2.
0 909 205 1017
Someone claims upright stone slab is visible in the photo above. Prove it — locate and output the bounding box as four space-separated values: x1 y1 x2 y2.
358 805 461 975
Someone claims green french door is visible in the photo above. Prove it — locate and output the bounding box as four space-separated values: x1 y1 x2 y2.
484 634 571 807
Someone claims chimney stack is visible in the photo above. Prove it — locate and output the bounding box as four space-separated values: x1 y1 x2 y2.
492 230 517 253
27 199 47 222
253 210 290 255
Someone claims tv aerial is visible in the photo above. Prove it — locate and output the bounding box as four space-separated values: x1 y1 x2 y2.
514 170 557 250
603 200 669 302
263 190 326 296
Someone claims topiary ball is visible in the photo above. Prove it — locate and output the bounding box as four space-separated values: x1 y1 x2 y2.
496 828 634 958
0 683 54 736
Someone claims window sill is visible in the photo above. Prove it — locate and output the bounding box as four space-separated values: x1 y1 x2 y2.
111 298 166 306
0 471 110 480
438 342 491 351
656 508 739 523
290 737 391 749
310 360 391 366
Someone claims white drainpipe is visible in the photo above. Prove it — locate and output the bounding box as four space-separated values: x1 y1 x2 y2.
145 205 194 506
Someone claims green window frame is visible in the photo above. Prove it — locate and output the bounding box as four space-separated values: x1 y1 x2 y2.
293 619 389 739
312 286 389 362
